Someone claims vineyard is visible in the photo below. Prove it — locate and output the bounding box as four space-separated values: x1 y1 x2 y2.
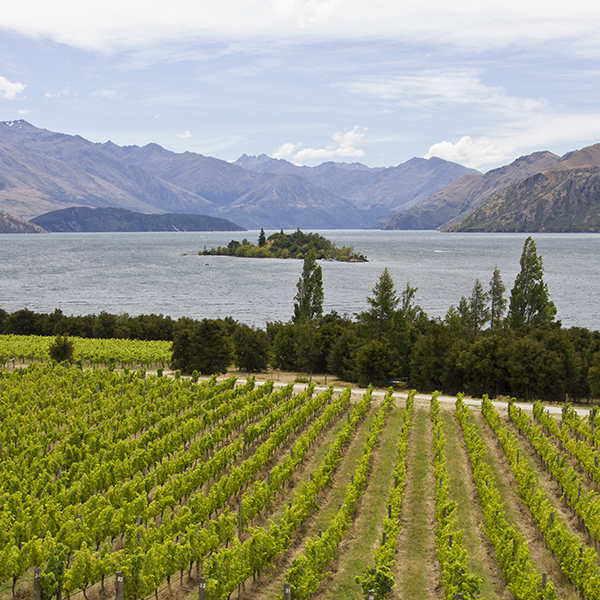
2 335 600 600
0 335 171 369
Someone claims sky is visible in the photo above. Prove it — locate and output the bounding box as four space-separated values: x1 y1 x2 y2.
1 1 600 172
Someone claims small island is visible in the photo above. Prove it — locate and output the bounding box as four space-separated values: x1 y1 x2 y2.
200 228 367 262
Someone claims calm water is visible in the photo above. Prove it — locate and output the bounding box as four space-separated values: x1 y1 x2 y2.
0 230 598 331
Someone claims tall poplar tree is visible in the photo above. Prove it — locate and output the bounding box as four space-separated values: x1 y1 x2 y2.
399 281 424 322
489 266 506 330
508 237 556 328
292 249 323 323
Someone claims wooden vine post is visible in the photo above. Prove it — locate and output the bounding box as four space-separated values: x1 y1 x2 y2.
198 577 207 600
33 568 42 600
115 572 124 600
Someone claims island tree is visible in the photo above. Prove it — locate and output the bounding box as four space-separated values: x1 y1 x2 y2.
258 227 266 247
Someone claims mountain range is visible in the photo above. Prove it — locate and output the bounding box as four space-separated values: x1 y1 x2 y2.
0 120 476 229
384 144 600 232
1 120 600 232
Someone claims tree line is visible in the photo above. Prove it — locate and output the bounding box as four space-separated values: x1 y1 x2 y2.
2 238 599 401
0 308 176 341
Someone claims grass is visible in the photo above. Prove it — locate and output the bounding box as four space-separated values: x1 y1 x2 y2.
390 407 437 600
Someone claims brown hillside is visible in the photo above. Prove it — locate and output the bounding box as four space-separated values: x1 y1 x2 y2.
384 151 559 230
447 166 600 232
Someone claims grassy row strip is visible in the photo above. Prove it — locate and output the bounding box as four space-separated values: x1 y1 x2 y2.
354 389 415 599
482 396 600 599
456 396 558 600
431 392 482 600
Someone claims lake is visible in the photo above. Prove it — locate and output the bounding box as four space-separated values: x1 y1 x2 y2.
0 230 598 331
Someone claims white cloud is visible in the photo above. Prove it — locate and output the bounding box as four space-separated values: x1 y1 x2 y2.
44 88 70 98
176 130 192 139
344 69 545 117
333 126 366 152
292 126 366 162
426 109 600 170
18 108 31 115
92 89 118 99
272 142 300 159
425 136 514 170
2 2 600 56
346 69 600 169
0 75 25 100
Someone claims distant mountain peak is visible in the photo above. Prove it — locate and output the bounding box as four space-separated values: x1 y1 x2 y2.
142 142 170 153
235 153 296 169
0 119 28 128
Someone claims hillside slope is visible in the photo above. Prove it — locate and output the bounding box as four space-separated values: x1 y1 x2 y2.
0 211 46 233
0 121 213 220
101 142 272 206
447 166 600 232
383 151 560 230
448 143 600 232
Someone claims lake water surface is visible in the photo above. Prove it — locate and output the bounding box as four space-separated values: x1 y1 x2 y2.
1 230 598 331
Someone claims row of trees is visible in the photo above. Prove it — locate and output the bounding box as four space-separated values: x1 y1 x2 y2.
0 308 175 341
3 237 599 400
261 237 597 400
